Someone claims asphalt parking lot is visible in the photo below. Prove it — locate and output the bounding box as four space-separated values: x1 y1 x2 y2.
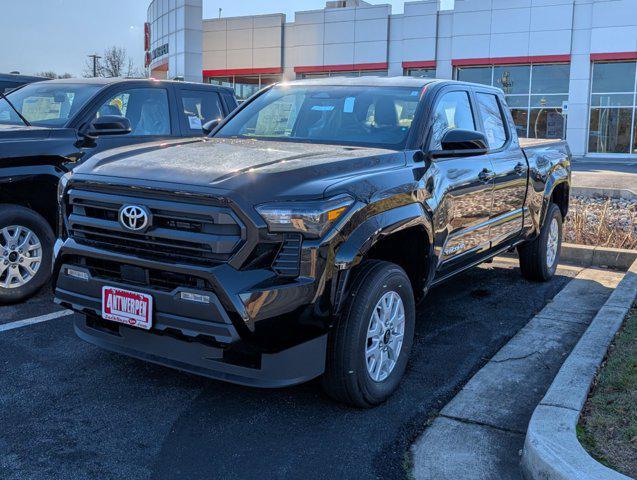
0 261 575 480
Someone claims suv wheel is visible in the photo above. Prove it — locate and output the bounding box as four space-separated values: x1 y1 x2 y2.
322 260 415 408
517 202 563 282
0 205 54 304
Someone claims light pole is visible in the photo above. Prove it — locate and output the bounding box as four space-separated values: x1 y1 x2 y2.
87 54 101 78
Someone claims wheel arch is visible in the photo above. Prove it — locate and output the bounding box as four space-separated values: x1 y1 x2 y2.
0 169 63 231
332 203 434 311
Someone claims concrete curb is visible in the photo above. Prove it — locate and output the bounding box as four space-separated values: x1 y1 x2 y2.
501 243 637 271
571 186 636 200
521 259 637 480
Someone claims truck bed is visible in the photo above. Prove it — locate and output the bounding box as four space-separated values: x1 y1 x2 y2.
520 137 570 160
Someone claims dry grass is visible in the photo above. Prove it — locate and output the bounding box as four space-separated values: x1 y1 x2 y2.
578 307 637 478
564 196 637 250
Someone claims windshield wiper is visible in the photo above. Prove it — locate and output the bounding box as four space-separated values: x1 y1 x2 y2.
0 90 31 127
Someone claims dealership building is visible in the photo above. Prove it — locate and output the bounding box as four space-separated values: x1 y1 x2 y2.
146 0 637 158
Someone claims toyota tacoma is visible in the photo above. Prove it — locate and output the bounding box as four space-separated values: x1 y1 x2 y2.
54 77 571 407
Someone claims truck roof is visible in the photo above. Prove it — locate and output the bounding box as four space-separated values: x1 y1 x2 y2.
279 76 504 93
32 77 234 93
284 76 437 88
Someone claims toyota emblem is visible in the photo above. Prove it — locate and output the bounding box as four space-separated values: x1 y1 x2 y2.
119 205 151 232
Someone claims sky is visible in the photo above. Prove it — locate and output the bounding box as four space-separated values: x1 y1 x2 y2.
0 0 453 77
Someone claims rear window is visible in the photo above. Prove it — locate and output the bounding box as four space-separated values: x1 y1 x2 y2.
180 90 224 133
215 85 421 149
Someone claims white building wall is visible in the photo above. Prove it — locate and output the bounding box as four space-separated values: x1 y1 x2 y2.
202 14 284 74
148 0 202 82
451 0 574 60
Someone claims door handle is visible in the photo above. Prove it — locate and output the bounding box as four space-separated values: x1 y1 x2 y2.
478 168 495 182
514 162 526 175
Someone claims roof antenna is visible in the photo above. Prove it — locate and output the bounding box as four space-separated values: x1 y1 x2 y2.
218 8 222 18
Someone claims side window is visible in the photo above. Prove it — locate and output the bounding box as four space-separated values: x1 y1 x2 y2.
95 88 170 137
476 93 507 149
429 91 475 150
180 90 224 133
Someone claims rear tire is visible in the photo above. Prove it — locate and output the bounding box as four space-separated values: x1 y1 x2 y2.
0 205 54 304
322 260 415 408
517 203 562 282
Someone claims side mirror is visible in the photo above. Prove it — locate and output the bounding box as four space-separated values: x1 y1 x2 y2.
202 118 221 136
88 115 132 136
432 129 489 158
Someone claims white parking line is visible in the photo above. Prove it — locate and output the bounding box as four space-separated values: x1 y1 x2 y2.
0 310 74 333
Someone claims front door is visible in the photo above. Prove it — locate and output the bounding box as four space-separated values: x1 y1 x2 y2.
82 85 178 158
426 89 495 275
474 90 527 247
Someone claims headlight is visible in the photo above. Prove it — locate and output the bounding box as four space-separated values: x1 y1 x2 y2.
57 172 72 205
256 195 354 238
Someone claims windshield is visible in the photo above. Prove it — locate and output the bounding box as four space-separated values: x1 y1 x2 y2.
215 85 422 149
0 83 101 127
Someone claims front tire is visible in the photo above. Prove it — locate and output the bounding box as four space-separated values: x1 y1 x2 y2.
0 205 54 304
322 260 415 408
517 203 563 282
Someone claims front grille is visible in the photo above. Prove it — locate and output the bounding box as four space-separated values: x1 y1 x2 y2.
66 188 245 265
74 256 211 292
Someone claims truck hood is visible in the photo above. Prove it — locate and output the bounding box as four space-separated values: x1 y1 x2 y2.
74 138 406 200
0 123 72 141
0 123 79 162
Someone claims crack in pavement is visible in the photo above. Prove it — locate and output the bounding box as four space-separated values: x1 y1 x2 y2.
491 350 543 363
439 413 526 436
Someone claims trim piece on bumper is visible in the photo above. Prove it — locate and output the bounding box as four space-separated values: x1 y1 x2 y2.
75 317 327 388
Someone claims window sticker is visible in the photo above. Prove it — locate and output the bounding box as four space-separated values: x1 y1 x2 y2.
311 105 335 111
343 97 355 113
188 115 203 130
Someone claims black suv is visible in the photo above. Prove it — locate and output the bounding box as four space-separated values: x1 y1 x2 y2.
54 77 570 407
0 78 237 302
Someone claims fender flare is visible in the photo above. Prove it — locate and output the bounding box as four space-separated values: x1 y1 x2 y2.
540 165 570 226
330 203 434 313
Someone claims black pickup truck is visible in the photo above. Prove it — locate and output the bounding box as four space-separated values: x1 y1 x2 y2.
0 78 237 302
54 77 571 407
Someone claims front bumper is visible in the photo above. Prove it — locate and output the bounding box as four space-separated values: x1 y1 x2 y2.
54 239 329 387
73 315 326 388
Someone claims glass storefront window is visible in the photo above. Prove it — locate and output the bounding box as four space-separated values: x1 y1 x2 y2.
530 108 565 139
299 69 388 79
455 63 568 139
206 74 283 102
494 65 530 95
456 67 491 86
588 108 633 154
591 62 637 93
234 76 260 100
588 61 637 154
531 64 570 94
406 68 436 78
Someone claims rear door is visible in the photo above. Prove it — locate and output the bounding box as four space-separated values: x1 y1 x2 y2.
473 88 527 247
175 87 226 136
427 87 495 275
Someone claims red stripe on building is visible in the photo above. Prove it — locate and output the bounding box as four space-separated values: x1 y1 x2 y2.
590 52 637 61
402 60 436 69
452 54 571 66
294 62 389 74
203 67 283 77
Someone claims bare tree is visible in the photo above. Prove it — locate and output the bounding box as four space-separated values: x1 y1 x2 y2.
83 46 140 78
101 46 134 78
36 71 74 79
